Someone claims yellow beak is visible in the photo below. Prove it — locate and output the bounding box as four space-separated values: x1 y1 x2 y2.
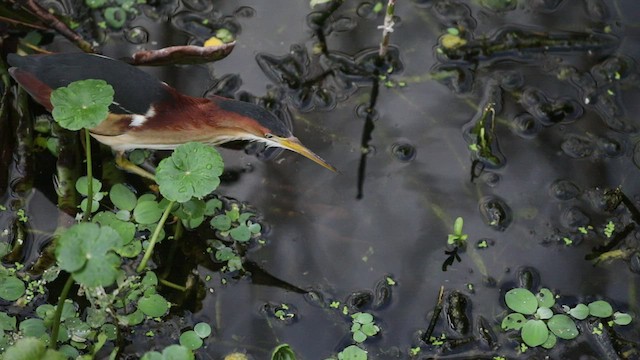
274 136 337 172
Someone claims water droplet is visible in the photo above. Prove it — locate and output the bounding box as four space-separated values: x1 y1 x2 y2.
125 26 149 44
205 164 213 170
391 142 416 162
478 196 512 231
549 179 581 200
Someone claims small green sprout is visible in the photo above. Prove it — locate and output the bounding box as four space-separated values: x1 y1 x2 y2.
16 209 28 223
271 344 296 360
447 217 468 246
604 221 615 238
409 347 421 356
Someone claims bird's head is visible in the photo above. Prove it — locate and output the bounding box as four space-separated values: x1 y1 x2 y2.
212 97 336 172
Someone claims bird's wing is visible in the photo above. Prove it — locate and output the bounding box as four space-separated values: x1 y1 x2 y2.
7 53 176 116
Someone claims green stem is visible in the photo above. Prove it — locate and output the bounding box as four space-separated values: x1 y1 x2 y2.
159 278 187 292
137 200 175 272
49 273 74 349
81 129 93 222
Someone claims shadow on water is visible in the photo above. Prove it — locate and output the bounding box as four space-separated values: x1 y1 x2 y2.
2 0 640 358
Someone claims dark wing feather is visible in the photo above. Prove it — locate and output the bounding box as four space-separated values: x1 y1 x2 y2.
7 53 174 115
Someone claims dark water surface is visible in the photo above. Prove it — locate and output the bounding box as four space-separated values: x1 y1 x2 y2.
3 0 640 358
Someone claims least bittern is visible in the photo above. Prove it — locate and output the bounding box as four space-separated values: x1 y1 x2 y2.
7 52 336 178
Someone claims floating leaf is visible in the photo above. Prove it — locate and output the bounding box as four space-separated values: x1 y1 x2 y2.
194 323 212 338
210 214 231 231
541 333 557 349
505 288 538 315
588 300 613 318
50 80 114 131
536 307 553 320
230 224 251 242
547 314 579 340
536 288 555 308
0 276 25 301
55 223 123 287
110 184 137 211
338 345 367 360
0 312 16 332
161 345 194 360
179 330 203 350
134 201 163 224
613 312 632 325
138 294 170 317
501 313 526 330
521 319 549 347
156 142 224 203
566 303 589 320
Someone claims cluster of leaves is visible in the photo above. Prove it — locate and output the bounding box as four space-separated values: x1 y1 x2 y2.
502 287 632 349
84 0 147 29
0 78 230 359
208 203 264 274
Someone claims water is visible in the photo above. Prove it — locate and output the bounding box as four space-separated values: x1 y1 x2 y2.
2 0 640 358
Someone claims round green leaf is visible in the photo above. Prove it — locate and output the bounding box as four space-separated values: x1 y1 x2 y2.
194 323 212 338
101 323 118 340
0 276 25 301
521 319 549 347
204 199 222 216
156 142 224 203
536 307 553 320
179 330 203 350
121 309 144 326
93 211 135 245
210 215 231 231
588 300 613 318
536 288 555 308
19 318 47 337
134 201 163 224
338 345 367 360
110 184 137 211
502 313 526 331
548 314 579 339
141 351 163 360
230 224 251 242
352 330 367 343
352 312 374 324
613 312 632 326
505 288 538 315
138 294 170 317
51 80 114 131
541 333 557 349
55 223 123 288
566 303 589 320
3 337 47 360
0 312 16 332
162 345 194 360
104 7 126 29
75 176 102 196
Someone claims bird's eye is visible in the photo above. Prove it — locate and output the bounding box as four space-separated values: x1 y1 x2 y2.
265 133 274 139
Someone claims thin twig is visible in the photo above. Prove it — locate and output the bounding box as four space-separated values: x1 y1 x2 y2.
378 0 397 58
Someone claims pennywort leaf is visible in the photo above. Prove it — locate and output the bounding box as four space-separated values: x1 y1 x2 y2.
50 79 114 131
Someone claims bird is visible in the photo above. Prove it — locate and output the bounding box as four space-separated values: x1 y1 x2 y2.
7 52 336 179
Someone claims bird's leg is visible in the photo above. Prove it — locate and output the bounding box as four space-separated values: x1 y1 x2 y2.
115 151 156 181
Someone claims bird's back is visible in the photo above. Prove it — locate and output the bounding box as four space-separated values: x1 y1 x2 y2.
8 53 173 115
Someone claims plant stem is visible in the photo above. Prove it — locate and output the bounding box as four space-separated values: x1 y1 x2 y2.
159 278 187 292
137 200 175 272
81 129 93 222
49 273 74 349
378 0 397 59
